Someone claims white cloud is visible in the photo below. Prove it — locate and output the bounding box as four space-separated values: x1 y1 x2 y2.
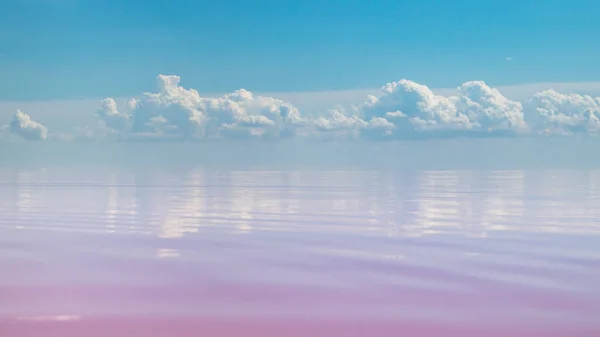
361 79 474 133
8 110 48 141
105 75 306 139
525 90 600 135
94 76 600 140
313 79 600 139
314 109 367 132
352 79 526 137
97 98 131 131
5 75 600 142
454 81 527 132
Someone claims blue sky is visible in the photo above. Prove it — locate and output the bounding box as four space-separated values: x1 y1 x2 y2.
2 0 600 100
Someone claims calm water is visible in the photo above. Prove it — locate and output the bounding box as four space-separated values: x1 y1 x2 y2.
1 168 600 336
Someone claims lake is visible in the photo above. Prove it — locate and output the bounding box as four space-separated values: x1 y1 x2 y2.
1 168 599 336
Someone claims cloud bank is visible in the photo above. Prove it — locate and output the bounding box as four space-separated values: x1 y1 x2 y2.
354 79 528 139
97 75 306 140
7 110 48 141
526 90 600 135
6 74 600 141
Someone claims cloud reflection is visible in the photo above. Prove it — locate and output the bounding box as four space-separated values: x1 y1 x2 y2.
5 168 600 237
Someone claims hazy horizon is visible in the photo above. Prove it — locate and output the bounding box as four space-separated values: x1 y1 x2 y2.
1 138 599 170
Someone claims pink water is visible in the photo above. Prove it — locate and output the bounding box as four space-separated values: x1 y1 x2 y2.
1 168 600 336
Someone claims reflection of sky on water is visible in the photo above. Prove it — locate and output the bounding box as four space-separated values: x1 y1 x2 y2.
1 167 600 334
2 168 600 238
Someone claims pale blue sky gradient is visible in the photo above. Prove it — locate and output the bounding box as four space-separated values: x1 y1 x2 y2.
2 0 600 100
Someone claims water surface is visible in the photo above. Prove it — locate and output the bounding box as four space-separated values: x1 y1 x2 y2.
1 168 599 336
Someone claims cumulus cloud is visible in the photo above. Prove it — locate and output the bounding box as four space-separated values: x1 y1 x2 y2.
456 81 528 133
526 90 600 135
362 80 473 133
97 98 131 131
355 80 527 138
101 75 306 140
91 74 600 141
313 109 367 133
8 110 48 141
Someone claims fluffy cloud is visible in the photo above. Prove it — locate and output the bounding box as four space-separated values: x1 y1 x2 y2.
101 75 305 140
455 81 527 132
313 109 367 133
356 80 527 137
97 98 130 131
309 109 396 140
525 90 600 135
362 80 474 134
317 79 600 139
91 74 600 141
8 110 48 141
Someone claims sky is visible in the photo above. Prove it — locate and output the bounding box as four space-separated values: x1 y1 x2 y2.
2 0 600 98
2 0 600 145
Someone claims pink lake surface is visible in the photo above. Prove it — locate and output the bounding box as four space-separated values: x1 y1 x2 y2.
1 168 600 336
